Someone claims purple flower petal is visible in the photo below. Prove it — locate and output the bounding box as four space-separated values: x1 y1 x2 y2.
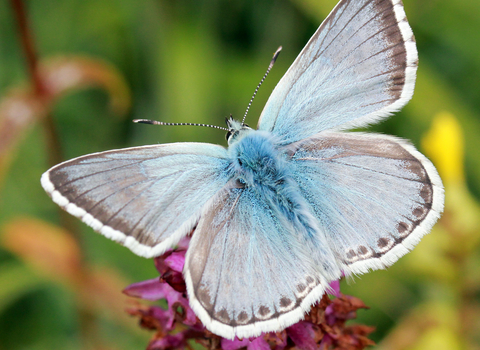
264 332 288 350
149 306 173 331
221 337 250 350
319 333 333 350
287 322 318 350
160 270 186 293
123 278 168 301
328 280 341 297
147 333 186 350
164 251 185 272
153 250 187 291
222 334 284 350
154 254 170 275
325 304 336 325
247 337 271 350
172 299 198 327
159 284 197 327
176 236 191 250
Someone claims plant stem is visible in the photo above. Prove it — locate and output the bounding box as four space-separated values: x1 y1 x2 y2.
10 0 44 96
10 0 99 347
10 0 80 244
10 0 64 169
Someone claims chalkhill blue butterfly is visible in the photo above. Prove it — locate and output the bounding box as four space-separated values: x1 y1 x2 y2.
41 0 444 340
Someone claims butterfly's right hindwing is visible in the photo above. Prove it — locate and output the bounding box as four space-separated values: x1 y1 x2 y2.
41 143 231 258
287 132 444 274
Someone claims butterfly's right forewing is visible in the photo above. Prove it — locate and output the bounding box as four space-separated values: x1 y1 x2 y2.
258 0 417 143
41 143 231 258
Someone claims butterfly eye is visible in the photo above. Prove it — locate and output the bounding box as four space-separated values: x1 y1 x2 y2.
226 131 232 141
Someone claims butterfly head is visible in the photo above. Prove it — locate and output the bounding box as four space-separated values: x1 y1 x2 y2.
225 115 252 145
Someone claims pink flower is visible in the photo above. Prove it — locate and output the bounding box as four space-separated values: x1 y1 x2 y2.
123 237 374 349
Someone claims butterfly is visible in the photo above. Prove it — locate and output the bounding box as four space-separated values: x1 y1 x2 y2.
41 0 444 340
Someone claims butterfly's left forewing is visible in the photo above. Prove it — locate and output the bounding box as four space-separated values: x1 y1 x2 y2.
41 143 230 258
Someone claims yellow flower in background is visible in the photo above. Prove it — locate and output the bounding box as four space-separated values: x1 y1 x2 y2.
378 114 480 350
422 111 464 185
422 112 480 236
421 111 480 246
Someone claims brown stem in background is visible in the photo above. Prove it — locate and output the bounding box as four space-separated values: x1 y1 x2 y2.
10 0 98 347
10 0 64 169
10 0 79 244
10 0 44 96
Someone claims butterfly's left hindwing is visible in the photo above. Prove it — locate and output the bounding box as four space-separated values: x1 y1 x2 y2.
184 181 341 339
41 143 230 258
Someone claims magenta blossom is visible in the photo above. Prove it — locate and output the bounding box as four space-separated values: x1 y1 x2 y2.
124 237 374 350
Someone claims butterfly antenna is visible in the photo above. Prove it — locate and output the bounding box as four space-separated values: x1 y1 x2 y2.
133 119 229 131
242 46 282 125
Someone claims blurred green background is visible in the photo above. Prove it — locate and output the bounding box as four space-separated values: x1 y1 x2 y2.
1 0 479 349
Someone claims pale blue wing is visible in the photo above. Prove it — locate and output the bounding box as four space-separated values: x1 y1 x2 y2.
258 0 417 144
41 143 230 258
287 132 444 274
184 182 342 340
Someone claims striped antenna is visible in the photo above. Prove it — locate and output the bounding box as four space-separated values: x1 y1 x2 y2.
242 46 282 124
133 119 229 131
